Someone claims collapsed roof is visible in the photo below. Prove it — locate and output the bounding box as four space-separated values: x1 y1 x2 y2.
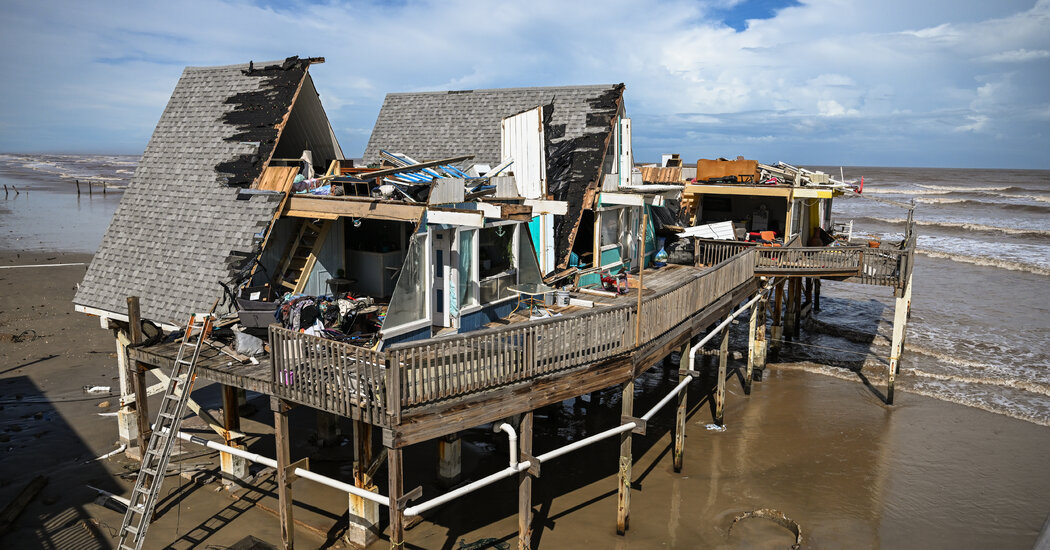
75 57 335 324
363 84 625 267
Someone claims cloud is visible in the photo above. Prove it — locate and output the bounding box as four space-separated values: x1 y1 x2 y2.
0 0 1047 167
977 48 1050 62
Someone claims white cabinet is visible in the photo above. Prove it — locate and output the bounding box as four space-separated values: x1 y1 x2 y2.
348 249 403 298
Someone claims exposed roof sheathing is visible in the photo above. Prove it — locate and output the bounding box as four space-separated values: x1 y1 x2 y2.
364 84 624 267
74 59 312 324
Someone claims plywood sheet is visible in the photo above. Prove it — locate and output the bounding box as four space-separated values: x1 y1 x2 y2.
256 165 300 192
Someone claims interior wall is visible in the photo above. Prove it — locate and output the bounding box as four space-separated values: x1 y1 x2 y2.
272 74 342 170
700 196 788 237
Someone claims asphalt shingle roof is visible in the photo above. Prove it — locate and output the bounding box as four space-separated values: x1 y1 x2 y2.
74 60 307 324
363 84 621 166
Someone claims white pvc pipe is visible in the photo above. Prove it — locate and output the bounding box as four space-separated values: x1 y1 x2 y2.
177 432 389 507
494 422 518 469
534 423 636 463
405 422 522 517
642 282 775 423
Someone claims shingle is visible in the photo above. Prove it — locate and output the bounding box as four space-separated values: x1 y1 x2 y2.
74 60 298 324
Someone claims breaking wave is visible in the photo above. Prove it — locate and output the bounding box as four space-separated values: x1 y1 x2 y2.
914 198 1050 213
868 217 1050 238
916 184 1024 193
916 248 1050 277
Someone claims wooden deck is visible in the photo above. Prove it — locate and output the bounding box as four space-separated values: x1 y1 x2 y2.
130 230 915 445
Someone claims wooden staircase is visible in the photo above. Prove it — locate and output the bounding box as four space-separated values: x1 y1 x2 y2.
274 219 332 294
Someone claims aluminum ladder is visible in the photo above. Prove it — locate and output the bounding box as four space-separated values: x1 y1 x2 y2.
116 312 214 550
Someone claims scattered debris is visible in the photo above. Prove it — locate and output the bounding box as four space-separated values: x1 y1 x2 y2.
728 508 802 549
82 385 111 393
96 401 110 409
704 423 726 432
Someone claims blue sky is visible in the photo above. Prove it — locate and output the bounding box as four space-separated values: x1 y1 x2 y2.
1 0 1048 168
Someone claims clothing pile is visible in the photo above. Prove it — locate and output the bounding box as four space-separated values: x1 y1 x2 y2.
275 293 381 345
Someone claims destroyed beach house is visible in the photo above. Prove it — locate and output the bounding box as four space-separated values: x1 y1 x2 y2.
71 58 916 550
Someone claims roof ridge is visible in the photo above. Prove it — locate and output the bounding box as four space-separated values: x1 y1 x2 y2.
385 83 621 96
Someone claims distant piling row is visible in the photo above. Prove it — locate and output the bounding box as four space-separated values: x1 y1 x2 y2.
75 179 107 196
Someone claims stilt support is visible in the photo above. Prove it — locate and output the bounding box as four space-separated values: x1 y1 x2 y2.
770 281 784 359
616 380 634 535
437 434 462 488
887 278 912 405
387 446 405 548
715 322 728 426
347 420 379 547
272 397 294 550
518 411 534 550
673 341 690 472
220 385 248 484
745 300 759 395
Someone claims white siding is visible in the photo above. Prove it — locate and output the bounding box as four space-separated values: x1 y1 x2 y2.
500 107 547 199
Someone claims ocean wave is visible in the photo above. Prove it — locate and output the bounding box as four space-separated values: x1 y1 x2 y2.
771 362 1050 426
916 248 1050 277
913 197 1050 213
916 184 1022 193
907 368 1050 397
868 217 1050 238
861 187 950 195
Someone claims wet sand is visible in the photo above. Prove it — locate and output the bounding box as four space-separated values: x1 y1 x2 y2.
2 250 1049 549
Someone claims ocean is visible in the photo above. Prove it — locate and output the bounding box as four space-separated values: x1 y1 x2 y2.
1 155 1048 426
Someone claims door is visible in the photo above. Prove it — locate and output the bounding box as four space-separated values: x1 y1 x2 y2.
431 229 453 327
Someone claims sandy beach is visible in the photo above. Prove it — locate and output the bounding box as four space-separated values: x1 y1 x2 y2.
2 250 1048 549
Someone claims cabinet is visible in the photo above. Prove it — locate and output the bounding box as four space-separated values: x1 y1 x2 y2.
348 249 403 298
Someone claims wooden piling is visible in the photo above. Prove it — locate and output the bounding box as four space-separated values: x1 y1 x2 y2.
220 385 247 482
715 321 728 426
518 411 534 550
745 301 759 395
616 380 634 535
347 420 379 547
673 341 690 472
75 179 80 195
88 181 92 195
272 397 294 550
126 296 150 454
387 446 405 548
770 280 784 358
887 279 912 405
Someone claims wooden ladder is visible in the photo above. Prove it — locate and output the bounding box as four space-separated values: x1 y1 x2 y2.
274 219 332 295
116 312 214 550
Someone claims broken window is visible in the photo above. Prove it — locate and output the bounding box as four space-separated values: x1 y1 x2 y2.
384 231 428 329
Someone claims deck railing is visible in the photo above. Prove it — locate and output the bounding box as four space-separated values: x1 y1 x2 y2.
695 238 758 266
386 305 633 407
269 326 390 426
266 224 916 419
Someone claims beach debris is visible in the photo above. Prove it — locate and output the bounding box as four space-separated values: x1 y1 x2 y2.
83 385 111 394
728 508 802 550
0 475 48 535
457 537 510 550
96 400 110 409
704 423 726 432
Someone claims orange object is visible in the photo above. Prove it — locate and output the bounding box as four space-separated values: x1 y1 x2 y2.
760 231 776 241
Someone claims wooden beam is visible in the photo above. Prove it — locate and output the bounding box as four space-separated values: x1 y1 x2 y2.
673 340 689 473
272 397 294 550
616 380 634 535
284 195 425 222
518 411 534 550
426 209 484 227
715 321 728 427
149 369 245 441
387 447 405 547
523 199 568 215
682 184 793 198
126 296 150 455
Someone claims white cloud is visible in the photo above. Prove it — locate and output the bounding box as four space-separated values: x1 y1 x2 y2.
0 0 1047 167
977 48 1050 62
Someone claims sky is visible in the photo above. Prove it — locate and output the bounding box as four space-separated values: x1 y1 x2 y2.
1 0 1048 168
